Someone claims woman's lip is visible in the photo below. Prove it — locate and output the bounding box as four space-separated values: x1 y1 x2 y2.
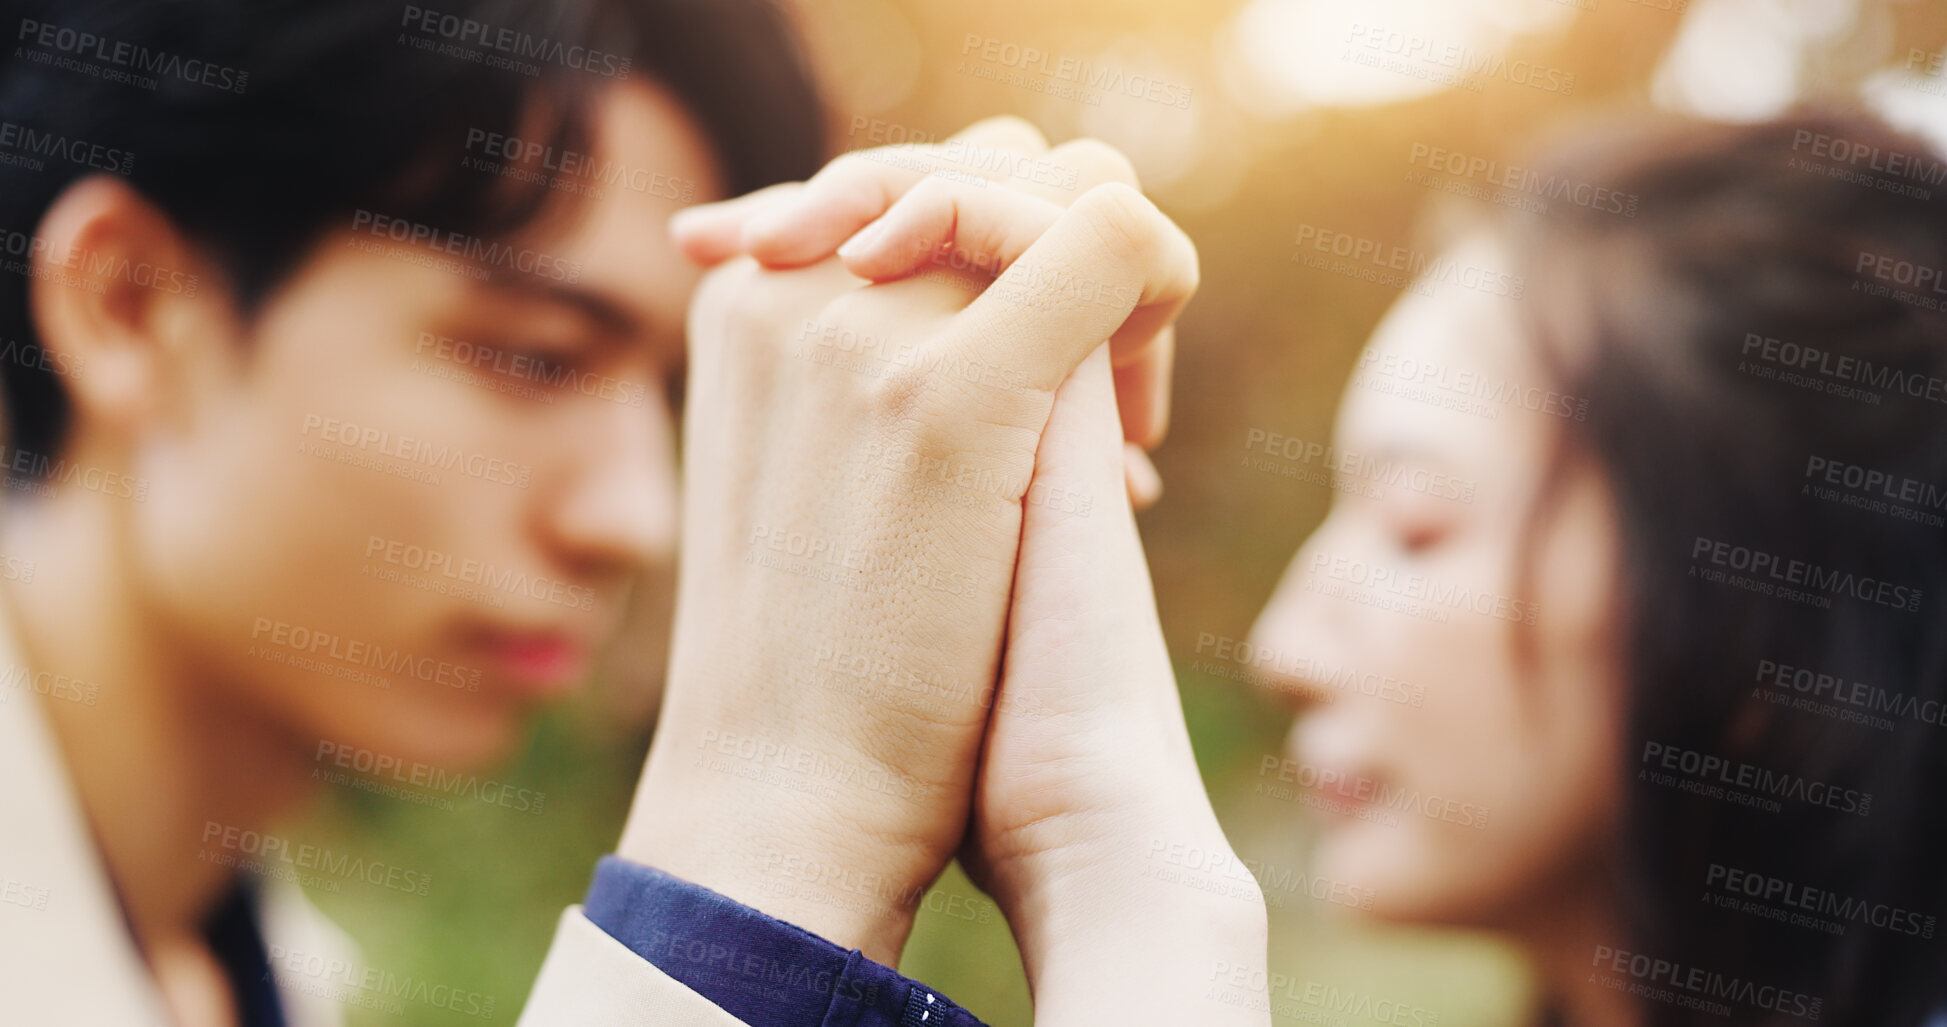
1285 740 1383 817
1297 767 1389 826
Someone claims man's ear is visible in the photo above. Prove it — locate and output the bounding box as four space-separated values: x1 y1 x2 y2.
27 175 232 443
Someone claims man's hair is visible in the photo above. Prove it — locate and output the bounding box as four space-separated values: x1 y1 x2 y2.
0 0 825 457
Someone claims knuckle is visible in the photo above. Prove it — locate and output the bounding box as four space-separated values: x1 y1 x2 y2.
906 176 960 226
814 153 900 213
1079 181 1161 254
904 173 961 209
814 284 878 334
804 289 938 419
697 259 770 335
972 114 1049 151
1052 138 1140 189
1171 223 1202 297
888 177 974 264
869 363 939 427
818 151 877 183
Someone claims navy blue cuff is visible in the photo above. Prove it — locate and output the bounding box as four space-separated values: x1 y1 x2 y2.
584 855 987 1027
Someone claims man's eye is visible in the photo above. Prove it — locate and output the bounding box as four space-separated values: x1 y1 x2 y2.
484 341 595 381
499 341 581 365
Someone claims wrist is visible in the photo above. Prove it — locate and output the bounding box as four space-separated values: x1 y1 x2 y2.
1015 867 1269 1025
1011 855 1267 971
616 719 937 964
991 815 1268 980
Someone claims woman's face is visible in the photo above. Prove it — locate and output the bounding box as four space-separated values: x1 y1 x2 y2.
1249 234 1626 927
128 81 720 767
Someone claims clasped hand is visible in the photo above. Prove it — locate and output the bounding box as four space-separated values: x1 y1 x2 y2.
618 118 1268 1024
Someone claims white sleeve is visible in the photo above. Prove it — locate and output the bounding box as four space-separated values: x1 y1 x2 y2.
517 906 753 1027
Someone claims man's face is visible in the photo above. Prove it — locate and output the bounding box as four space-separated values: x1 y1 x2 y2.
129 81 721 767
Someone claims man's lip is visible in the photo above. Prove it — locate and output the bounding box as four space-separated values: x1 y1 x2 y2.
474 630 591 695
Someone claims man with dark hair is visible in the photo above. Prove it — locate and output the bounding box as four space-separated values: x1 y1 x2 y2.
0 1 1246 1025
0 0 828 1020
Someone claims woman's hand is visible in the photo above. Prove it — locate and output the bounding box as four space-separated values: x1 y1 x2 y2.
616 121 1197 965
967 339 1270 1026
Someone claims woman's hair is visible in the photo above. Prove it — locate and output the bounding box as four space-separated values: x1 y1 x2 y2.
0 0 825 458
1509 110 1947 1024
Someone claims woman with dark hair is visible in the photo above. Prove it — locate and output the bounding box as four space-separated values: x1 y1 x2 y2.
1239 109 1947 1025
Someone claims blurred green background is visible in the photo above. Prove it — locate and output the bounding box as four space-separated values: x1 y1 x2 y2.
291 0 1947 1023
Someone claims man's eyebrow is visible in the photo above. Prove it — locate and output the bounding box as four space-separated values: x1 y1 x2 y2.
484 275 648 339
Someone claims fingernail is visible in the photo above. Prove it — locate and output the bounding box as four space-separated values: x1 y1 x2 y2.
667 206 705 236
1124 443 1163 510
837 217 890 260
743 197 805 249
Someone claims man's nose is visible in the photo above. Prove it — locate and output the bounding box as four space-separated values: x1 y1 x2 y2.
540 391 679 573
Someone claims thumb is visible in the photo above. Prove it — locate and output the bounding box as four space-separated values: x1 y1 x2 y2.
1007 344 1156 712
1009 344 1195 752
1022 344 1129 576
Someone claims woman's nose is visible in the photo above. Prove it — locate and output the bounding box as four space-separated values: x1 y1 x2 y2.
1246 584 1335 713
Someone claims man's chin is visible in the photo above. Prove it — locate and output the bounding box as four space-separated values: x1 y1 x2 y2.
332 698 535 776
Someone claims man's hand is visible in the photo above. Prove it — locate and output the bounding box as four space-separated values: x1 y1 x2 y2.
616 120 1196 963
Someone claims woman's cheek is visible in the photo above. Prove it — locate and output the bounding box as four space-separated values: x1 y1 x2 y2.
1353 671 1535 917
